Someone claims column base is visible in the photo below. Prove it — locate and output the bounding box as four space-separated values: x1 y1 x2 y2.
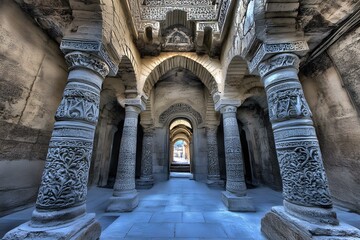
136 177 154 189
2 213 100 240
221 191 256 212
106 192 139 212
261 206 360 240
207 179 225 189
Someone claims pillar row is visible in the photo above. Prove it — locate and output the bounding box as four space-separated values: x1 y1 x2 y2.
107 105 141 212
259 53 337 224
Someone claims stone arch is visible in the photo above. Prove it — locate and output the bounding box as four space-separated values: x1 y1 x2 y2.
159 103 203 127
142 54 220 98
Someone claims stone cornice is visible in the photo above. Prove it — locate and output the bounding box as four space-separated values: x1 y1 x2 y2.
60 39 119 76
248 41 308 74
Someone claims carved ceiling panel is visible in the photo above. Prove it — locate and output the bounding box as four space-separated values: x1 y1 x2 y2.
126 0 232 57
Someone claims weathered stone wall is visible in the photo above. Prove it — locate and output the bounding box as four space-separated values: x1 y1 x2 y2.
0 1 67 216
237 106 281 190
300 27 360 212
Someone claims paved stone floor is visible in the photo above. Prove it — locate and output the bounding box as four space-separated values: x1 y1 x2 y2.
1 174 360 239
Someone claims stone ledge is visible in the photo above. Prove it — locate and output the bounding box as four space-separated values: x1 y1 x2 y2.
221 191 256 212
261 206 360 240
2 213 100 240
106 192 139 212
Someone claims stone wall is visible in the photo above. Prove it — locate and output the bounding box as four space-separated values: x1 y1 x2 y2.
300 27 360 212
0 1 67 216
237 106 281 190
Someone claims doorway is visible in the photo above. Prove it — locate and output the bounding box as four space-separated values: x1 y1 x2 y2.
169 118 193 177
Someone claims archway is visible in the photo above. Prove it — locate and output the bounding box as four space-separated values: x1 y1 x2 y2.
169 118 193 175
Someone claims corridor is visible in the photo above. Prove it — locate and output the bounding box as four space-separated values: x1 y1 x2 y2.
1 177 360 239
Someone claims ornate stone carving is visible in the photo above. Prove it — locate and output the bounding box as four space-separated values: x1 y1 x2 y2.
159 103 202 125
248 41 308 73
113 106 141 196
258 54 300 78
267 88 312 122
276 141 332 207
206 126 221 180
162 27 195 52
34 53 105 212
36 139 92 209
61 40 118 76
221 105 247 196
65 52 109 78
127 0 231 56
259 53 334 210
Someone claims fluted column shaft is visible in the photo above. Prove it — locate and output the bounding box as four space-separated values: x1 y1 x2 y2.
221 106 247 196
206 126 221 181
113 106 141 196
31 51 109 225
140 128 154 180
259 53 336 223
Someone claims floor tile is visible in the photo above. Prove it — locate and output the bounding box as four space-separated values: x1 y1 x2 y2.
126 223 175 238
175 223 228 238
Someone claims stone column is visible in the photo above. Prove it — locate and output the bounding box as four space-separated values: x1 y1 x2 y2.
107 105 141 212
260 53 360 238
136 127 154 189
221 105 255 212
3 51 110 240
206 125 224 188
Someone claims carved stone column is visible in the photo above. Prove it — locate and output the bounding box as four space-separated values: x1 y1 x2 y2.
206 125 224 188
3 51 111 240
107 105 141 212
259 53 360 239
221 105 255 212
136 127 154 189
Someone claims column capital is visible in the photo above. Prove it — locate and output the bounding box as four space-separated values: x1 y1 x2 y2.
123 97 147 111
65 51 110 78
248 41 308 74
214 98 241 112
60 39 119 76
220 105 238 114
258 53 300 78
